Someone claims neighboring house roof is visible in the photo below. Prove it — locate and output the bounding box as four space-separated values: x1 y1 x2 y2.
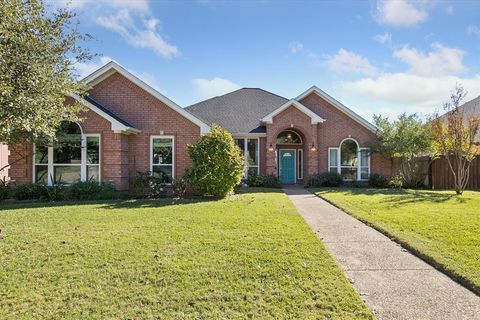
296 86 377 132
70 94 140 133
82 61 210 134
459 95 480 117
261 99 326 124
186 88 289 134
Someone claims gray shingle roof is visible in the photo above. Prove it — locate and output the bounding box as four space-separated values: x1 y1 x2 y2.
186 88 288 134
459 95 480 117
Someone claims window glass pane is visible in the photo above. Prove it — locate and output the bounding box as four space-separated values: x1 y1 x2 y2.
152 138 173 165
152 166 173 183
247 167 258 176
341 140 358 166
35 165 48 183
234 139 245 155
35 145 48 164
54 166 81 184
54 122 82 164
329 167 338 173
298 150 303 179
361 168 369 180
360 149 369 167
247 139 258 165
87 136 100 164
341 167 357 180
329 149 338 167
276 131 302 144
87 166 99 181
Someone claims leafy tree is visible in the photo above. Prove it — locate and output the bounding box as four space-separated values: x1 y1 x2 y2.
0 0 92 171
431 85 480 195
374 113 433 188
185 124 245 197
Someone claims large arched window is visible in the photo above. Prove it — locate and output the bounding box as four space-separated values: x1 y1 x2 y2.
328 138 370 180
34 122 100 185
276 130 302 145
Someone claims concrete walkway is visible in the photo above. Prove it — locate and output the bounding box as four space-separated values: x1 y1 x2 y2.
284 186 480 320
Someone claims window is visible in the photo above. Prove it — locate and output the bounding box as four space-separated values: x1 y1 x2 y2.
329 139 370 180
297 149 303 179
234 137 259 177
340 139 358 180
276 130 302 145
33 122 101 185
151 136 174 183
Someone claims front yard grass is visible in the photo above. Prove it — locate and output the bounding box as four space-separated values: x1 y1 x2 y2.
313 188 480 294
0 189 372 319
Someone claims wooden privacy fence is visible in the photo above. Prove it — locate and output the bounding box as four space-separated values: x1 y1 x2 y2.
430 156 480 190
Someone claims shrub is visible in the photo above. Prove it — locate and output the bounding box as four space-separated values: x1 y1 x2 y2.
68 179 117 200
246 174 281 188
305 172 343 188
12 183 46 200
130 172 166 198
0 180 11 200
247 174 264 187
369 174 388 188
42 184 65 201
185 124 245 197
172 178 187 198
388 174 403 189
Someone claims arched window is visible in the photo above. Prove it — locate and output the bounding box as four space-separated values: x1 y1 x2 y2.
276 130 302 145
328 138 370 180
34 122 100 185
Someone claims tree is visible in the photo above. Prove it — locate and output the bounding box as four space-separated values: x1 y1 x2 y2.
185 124 245 197
374 113 433 187
431 85 480 195
0 0 92 171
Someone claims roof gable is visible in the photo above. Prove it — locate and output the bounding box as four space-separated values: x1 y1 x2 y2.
82 61 210 134
296 86 376 132
261 99 325 124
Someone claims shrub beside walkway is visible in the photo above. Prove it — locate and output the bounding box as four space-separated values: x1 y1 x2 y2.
284 186 480 320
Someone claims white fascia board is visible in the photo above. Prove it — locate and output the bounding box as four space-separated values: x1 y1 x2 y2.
69 94 140 134
296 86 377 132
81 61 210 134
261 99 325 125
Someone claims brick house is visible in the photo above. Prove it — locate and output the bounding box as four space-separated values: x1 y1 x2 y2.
7 61 391 189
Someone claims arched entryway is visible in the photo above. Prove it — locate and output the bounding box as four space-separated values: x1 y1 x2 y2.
275 129 305 184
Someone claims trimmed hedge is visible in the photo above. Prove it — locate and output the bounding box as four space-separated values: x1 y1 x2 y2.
304 172 343 188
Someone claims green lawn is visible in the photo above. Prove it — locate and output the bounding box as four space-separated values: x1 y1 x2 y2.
0 189 372 319
313 188 480 294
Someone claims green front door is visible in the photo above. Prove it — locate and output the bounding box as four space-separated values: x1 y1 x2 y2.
279 149 295 184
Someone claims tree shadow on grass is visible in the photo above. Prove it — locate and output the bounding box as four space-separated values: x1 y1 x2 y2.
315 187 464 207
0 187 284 212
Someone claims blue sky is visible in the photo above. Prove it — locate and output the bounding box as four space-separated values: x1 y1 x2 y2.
55 0 480 122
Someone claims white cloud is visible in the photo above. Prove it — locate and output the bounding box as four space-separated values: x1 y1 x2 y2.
341 73 480 114
288 42 304 54
192 77 241 99
375 0 428 27
393 43 467 76
373 32 392 44
96 10 180 58
467 24 480 37
325 49 379 76
56 0 149 12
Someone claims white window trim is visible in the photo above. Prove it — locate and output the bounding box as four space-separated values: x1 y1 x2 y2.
276 130 303 145
278 148 296 184
33 132 101 186
150 135 175 183
329 138 371 181
234 137 260 178
297 149 303 180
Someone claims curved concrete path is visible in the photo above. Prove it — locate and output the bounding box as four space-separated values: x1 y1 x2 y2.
284 186 480 320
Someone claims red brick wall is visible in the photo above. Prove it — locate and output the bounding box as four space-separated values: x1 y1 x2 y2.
89 72 201 183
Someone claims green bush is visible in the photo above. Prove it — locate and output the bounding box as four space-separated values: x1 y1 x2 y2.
69 179 117 200
304 172 343 188
0 180 11 200
172 178 187 198
185 124 245 197
247 174 281 188
388 174 404 189
12 183 46 200
247 174 264 187
369 174 388 188
130 172 166 198
42 184 65 201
